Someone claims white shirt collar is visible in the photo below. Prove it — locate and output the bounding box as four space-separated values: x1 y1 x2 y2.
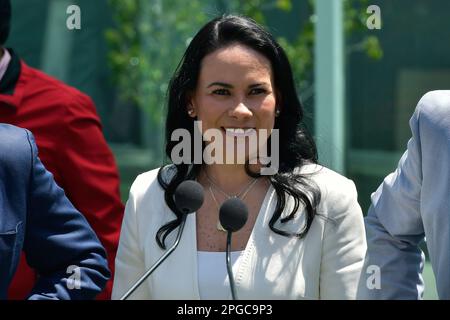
0 48 12 82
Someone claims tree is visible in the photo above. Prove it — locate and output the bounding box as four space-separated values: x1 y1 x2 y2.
105 0 382 157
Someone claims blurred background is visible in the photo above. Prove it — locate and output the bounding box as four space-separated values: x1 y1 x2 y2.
6 0 449 299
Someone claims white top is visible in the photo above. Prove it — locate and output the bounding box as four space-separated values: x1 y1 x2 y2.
0 48 11 82
112 164 367 300
197 251 243 300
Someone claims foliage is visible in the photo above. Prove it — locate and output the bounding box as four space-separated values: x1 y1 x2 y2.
105 0 208 125
229 0 382 101
105 0 382 138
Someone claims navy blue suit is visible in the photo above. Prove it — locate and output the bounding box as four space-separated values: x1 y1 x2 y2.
0 124 110 299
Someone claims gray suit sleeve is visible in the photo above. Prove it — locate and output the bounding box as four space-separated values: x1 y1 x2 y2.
357 103 425 299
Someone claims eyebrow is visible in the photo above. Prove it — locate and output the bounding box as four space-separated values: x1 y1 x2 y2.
207 82 268 88
207 82 233 88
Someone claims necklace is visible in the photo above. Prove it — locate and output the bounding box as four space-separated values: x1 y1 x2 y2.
205 171 259 232
209 187 228 232
204 169 258 199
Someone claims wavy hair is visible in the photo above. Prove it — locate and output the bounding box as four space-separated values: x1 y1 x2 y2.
156 15 320 249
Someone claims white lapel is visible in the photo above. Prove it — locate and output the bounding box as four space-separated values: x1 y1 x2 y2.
231 186 276 299
148 211 200 299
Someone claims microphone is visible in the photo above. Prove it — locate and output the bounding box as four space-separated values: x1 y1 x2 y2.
119 180 204 300
219 197 249 300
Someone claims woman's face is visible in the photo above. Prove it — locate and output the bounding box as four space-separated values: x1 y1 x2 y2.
189 43 277 163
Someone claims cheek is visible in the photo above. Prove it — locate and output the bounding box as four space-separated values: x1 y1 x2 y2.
258 96 277 126
261 94 276 111
195 97 225 129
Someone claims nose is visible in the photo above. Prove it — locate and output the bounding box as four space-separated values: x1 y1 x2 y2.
228 102 253 120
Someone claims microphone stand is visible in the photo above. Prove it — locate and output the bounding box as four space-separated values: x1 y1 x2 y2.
225 231 238 300
119 213 188 300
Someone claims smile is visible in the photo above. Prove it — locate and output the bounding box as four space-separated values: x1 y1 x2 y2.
223 127 256 137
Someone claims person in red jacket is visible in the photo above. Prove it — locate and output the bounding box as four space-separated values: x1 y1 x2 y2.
0 0 124 299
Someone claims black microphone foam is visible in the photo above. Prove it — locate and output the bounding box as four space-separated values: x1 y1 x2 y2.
219 197 249 232
174 180 204 214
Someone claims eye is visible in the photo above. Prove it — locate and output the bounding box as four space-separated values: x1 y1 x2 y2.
212 89 231 96
249 88 267 95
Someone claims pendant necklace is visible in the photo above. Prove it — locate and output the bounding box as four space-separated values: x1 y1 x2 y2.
204 170 259 232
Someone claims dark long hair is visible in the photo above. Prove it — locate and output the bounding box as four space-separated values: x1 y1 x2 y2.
0 0 12 46
156 15 321 249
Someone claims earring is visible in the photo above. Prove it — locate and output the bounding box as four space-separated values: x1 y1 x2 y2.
275 109 281 117
187 109 194 116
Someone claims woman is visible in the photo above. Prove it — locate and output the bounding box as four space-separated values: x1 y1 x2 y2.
112 15 366 300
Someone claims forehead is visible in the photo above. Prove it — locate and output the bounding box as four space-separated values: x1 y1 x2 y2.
199 44 273 83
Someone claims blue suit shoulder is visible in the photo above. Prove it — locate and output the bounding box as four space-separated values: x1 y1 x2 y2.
0 123 110 300
0 124 33 232
0 124 33 170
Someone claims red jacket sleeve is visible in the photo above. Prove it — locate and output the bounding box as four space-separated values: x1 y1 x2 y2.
54 92 124 300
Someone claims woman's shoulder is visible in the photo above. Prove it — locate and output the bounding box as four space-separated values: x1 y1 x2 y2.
298 163 355 188
128 166 170 200
130 167 160 190
297 163 359 216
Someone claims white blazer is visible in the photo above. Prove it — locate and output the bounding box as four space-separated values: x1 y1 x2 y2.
112 164 367 300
